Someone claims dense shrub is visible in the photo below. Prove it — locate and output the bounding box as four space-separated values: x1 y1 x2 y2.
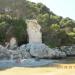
0 15 27 46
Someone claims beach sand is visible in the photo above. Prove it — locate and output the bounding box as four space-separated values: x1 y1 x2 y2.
0 64 75 75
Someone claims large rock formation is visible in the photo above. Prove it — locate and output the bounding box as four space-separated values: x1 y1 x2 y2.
29 43 53 58
61 45 75 56
29 43 66 58
25 20 66 58
18 43 66 59
0 20 67 60
26 20 42 44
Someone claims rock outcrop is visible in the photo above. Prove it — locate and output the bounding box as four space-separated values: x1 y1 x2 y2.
30 43 52 58
29 43 66 58
0 45 11 59
51 48 66 58
9 37 18 50
18 44 31 58
19 43 66 59
61 45 75 56
0 20 75 60
0 19 67 60
26 20 42 43
25 19 66 58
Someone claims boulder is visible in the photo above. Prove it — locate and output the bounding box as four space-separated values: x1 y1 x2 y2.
19 44 31 58
0 45 7 50
61 45 75 56
30 43 51 58
29 43 66 58
0 45 11 59
9 37 18 50
0 45 22 60
9 50 22 59
54 48 66 58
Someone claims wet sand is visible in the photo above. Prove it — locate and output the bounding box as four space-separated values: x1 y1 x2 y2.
0 64 75 75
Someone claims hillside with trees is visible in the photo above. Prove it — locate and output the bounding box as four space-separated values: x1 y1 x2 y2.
0 0 75 47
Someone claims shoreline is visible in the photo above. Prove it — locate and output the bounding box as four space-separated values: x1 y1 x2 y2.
0 64 75 75
0 56 75 69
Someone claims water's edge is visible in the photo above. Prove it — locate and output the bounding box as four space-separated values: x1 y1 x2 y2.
0 57 75 69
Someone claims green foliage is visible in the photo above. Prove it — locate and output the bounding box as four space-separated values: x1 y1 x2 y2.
67 32 75 36
0 14 27 45
36 3 50 14
0 23 7 44
50 15 62 24
73 28 75 32
0 0 75 47
12 18 27 44
50 24 60 31
60 17 75 28
37 13 49 26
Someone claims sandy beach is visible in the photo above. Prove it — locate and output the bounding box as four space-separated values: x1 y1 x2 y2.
0 64 75 75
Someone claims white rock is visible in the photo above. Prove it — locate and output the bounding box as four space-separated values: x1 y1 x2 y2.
26 20 42 43
9 37 17 50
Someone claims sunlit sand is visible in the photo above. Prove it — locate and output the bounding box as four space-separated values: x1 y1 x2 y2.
0 64 75 75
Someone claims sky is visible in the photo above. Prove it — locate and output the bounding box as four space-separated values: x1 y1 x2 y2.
29 0 75 20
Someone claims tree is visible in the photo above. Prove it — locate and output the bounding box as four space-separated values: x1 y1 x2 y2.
37 13 49 26
0 15 27 46
37 3 50 14
50 15 62 24
50 24 60 31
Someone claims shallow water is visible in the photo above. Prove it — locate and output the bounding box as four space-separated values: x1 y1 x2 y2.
0 57 75 69
56 57 75 64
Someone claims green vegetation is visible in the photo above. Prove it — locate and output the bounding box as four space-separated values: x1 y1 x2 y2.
0 15 27 45
0 0 75 47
